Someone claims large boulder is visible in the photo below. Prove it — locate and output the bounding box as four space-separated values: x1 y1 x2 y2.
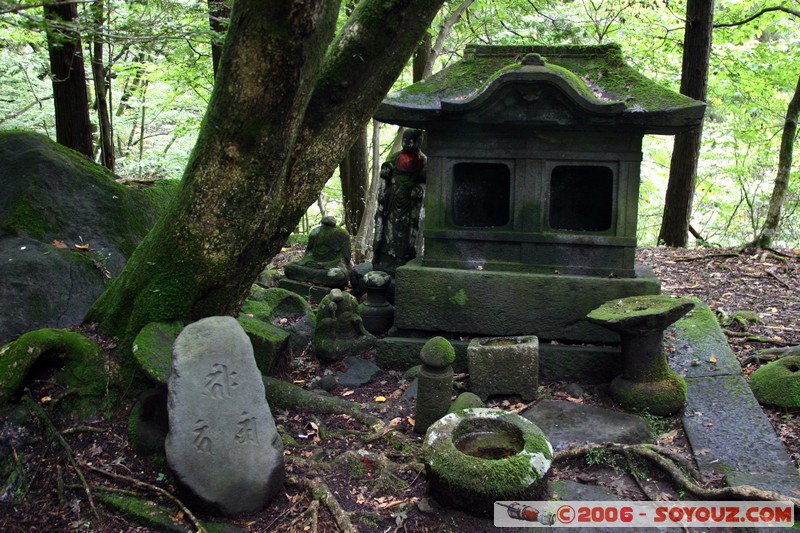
0 131 177 344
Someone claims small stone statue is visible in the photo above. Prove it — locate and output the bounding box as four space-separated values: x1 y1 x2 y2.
284 216 351 288
313 289 376 362
373 128 426 274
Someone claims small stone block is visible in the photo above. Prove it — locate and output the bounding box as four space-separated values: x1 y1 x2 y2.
468 336 539 401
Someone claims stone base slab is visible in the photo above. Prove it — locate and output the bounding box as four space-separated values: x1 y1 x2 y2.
393 260 660 343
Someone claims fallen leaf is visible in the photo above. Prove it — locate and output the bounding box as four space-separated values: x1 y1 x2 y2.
407 416 415 427
709 356 717 363
342 390 355 397
40 396 52 403
74 243 90 250
374 395 387 402
51 240 68 249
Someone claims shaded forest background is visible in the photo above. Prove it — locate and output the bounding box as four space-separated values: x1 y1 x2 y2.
1 0 798 248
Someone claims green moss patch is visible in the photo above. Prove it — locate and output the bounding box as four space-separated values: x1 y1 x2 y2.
750 356 800 408
132 321 185 385
0 328 105 405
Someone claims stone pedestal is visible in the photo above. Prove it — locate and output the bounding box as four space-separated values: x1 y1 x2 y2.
468 336 538 401
587 295 695 415
359 270 395 335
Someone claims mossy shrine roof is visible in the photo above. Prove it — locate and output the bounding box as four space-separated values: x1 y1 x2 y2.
375 44 705 134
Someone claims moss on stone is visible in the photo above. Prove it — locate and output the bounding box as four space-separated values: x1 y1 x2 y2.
236 315 290 375
420 336 456 367
610 370 686 416
0 328 105 405
749 356 800 408
423 408 552 516
132 321 185 385
449 392 485 413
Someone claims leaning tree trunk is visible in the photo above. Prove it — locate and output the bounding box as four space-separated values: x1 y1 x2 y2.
658 0 714 247
44 0 94 159
753 74 800 248
339 129 369 235
85 0 446 346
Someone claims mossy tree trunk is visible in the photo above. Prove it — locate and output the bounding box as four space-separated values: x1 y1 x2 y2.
752 74 800 248
85 0 445 345
658 0 714 247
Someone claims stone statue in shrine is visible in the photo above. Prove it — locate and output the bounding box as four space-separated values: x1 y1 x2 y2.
372 128 427 274
284 216 351 288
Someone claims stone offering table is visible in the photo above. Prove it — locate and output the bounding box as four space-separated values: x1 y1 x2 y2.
588 295 694 415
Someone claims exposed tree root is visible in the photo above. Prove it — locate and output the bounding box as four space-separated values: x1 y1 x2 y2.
84 463 205 533
741 345 800 366
264 376 381 428
24 396 99 519
555 442 800 510
289 475 368 533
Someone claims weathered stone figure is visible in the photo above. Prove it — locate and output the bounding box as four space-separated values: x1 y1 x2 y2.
373 128 426 274
284 216 351 287
313 289 375 362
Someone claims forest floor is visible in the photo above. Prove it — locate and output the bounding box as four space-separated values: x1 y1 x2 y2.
0 246 798 532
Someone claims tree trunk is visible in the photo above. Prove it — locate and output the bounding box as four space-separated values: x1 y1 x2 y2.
339 129 369 235
658 0 714 247
91 0 114 171
44 0 93 159
207 0 230 78
86 0 446 345
753 74 800 248
354 120 383 263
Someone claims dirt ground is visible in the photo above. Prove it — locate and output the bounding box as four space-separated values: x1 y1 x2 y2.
0 246 797 532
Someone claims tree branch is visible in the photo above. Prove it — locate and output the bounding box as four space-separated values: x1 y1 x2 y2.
714 5 800 28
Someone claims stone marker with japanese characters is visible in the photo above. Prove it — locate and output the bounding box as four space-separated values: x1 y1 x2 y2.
166 316 284 515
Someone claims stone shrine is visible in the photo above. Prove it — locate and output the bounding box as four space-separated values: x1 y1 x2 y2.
373 44 705 358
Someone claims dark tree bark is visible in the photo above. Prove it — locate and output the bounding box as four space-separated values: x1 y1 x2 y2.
339 129 369 235
90 0 114 171
753 74 800 248
658 0 714 247
44 0 93 159
207 0 230 77
86 0 446 345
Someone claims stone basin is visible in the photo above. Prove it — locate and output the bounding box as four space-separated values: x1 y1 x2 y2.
423 408 552 518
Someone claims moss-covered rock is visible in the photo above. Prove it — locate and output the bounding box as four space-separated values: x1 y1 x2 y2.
127 388 168 454
448 392 485 413
423 408 552 517
750 356 800 408
0 131 178 344
132 321 185 384
242 287 316 350
236 315 290 375
0 328 105 406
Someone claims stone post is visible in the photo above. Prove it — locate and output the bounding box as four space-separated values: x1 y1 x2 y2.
414 336 455 434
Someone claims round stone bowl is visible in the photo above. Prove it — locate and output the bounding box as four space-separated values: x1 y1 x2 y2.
423 408 553 517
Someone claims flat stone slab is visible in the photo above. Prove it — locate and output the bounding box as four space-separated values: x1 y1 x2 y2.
683 375 799 496
667 303 800 497
336 356 382 388
166 317 284 515
520 400 651 451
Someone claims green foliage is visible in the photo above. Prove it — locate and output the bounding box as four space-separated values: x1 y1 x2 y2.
1 0 798 246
